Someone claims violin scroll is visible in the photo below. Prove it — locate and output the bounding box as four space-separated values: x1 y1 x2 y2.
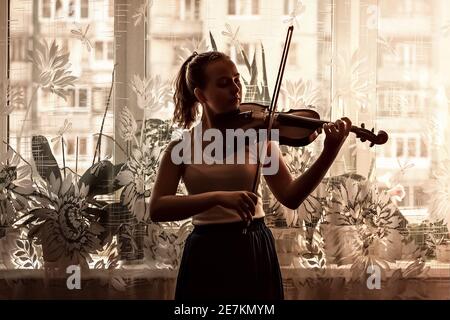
354 123 389 147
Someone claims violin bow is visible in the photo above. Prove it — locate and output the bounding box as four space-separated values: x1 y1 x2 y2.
251 26 294 196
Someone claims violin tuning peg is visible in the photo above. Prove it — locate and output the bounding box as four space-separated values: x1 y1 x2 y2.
371 128 374 133
361 123 365 129
370 142 375 147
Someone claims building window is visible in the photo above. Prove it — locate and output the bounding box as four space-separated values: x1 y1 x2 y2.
80 0 89 18
79 137 87 155
399 186 410 207
420 137 428 157
179 0 201 20
92 87 109 112
94 41 114 61
396 138 404 157
408 137 416 157
39 0 91 20
42 0 52 18
66 137 76 155
65 88 89 108
228 0 259 16
68 0 76 17
413 186 426 207
228 0 236 15
10 37 28 61
66 88 76 107
79 89 87 107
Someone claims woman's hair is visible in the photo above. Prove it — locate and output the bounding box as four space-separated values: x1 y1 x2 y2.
173 51 229 129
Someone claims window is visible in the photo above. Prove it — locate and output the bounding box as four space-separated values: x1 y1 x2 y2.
420 137 428 158
228 0 236 15
80 0 89 18
399 186 410 207
94 41 114 61
64 88 89 108
39 0 90 20
79 137 87 155
228 0 259 16
92 87 109 112
79 89 87 107
42 0 52 18
413 186 426 207
67 137 76 155
408 137 416 157
396 138 404 157
179 0 201 20
379 38 431 69
68 0 76 17
10 37 27 61
66 88 76 107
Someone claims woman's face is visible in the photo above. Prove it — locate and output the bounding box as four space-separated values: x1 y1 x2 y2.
196 58 242 115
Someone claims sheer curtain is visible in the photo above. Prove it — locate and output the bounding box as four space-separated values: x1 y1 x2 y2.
1 0 450 299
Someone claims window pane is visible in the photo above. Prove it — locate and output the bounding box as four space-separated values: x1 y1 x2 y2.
396 138 404 157
42 0 51 18
68 0 76 17
194 0 201 20
95 41 103 60
420 137 428 157
79 137 87 155
252 0 259 15
81 0 89 18
79 89 87 107
66 137 75 155
228 0 236 15
408 137 416 157
92 87 109 112
66 88 75 107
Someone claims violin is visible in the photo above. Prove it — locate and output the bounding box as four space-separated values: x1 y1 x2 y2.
213 102 389 148
220 25 388 197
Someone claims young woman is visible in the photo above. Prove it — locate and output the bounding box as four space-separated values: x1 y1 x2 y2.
149 51 351 300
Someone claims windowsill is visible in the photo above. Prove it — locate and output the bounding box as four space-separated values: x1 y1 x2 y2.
1 260 448 279
0 260 448 299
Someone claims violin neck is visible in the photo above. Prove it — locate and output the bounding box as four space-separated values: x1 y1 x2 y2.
276 113 326 129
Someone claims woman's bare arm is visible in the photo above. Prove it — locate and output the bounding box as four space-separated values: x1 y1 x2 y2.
264 118 351 210
149 140 221 222
264 142 338 210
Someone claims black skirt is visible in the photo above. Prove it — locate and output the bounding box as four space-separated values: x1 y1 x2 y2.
175 217 284 301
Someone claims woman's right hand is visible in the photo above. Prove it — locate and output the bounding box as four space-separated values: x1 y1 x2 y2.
216 191 259 222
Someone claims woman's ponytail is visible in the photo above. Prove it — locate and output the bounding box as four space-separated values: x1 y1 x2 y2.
173 51 229 129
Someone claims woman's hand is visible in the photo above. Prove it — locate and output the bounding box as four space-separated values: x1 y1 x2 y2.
322 117 352 154
216 191 258 222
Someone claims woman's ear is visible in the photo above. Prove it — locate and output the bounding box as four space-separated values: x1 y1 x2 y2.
194 87 207 104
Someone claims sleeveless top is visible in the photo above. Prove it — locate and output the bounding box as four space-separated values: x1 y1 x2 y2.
167 123 272 225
